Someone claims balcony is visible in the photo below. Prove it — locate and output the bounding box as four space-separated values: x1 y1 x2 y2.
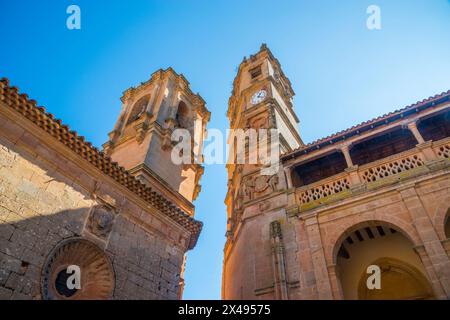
294 136 450 213
295 126 450 211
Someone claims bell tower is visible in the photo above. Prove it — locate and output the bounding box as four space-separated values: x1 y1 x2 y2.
222 44 303 298
224 44 303 237
103 68 210 213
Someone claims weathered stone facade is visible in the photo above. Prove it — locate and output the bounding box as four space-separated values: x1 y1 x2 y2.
0 71 209 300
222 45 450 300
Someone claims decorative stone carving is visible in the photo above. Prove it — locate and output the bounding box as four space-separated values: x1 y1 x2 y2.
243 176 255 200
254 175 269 193
269 173 280 192
193 185 202 201
87 206 115 239
241 173 280 202
162 133 174 151
41 238 115 300
135 122 148 144
192 166 205 201
269 108 277 129
270 220 283 239
235 188 244 210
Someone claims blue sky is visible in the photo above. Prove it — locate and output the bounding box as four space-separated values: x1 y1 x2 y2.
1 0 450 299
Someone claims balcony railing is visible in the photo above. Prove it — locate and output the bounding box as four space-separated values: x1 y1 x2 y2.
359 149 426 185
296 172 351 209
433 136 450 160
295 137 450 212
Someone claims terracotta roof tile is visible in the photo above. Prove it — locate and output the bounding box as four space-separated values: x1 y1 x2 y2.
282 89 450 160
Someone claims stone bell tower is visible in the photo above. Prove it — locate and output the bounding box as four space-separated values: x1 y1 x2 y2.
224 44 303 239
222 44 303 299
103 68 210 213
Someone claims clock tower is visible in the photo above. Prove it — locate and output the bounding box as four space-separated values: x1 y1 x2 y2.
222 44 303 298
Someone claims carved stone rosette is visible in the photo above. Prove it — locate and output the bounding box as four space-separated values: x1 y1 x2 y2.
41 238 115 300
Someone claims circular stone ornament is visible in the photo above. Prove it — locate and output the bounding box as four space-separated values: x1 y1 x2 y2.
41 238 115 300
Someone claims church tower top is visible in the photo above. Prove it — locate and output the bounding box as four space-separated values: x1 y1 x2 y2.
227 44 296 121
103 67 210 212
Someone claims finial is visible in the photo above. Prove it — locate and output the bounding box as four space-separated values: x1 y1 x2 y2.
260 43 267 51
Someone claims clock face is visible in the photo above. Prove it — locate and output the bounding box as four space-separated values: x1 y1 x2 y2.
251 89 267 105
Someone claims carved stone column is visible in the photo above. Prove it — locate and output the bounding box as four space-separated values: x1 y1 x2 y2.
303 214 333 299
270 221 288 300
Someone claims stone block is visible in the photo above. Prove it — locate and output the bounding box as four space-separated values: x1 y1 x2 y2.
0 286 13 300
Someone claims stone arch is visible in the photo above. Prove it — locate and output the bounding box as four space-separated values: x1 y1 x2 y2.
327 215 421 265
332 221 433 300
176 100 192 129
433 196 450 240
127 94 150 124
41 238 115 300
357 257 434 300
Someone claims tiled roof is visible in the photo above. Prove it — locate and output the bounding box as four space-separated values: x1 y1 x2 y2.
0 78 202 249
282 89 450 160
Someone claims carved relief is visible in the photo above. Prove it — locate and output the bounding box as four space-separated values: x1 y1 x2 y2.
192 166 205 201
269 108 277 129
87 206 115 239
192 185 202 201
41 238 115 300
242 176 255 200
235 187 244 210
240 173 281 203
254 175 270 193
270 220 283 239
268 174 280 192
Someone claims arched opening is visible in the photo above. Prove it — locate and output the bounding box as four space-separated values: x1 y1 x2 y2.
445 210 450 239
176 101 192 129
127 94 150 125
335 222 434 300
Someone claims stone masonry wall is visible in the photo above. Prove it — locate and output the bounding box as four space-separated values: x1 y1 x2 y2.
0 110 190 300
223 165 450 299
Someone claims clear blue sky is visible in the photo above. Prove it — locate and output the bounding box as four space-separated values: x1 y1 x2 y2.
1 0 450 299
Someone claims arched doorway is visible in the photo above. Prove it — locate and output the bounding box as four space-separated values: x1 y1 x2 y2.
335 223 434 300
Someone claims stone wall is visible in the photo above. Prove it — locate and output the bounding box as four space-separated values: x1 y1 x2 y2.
222 165 450 299
0 107 191 300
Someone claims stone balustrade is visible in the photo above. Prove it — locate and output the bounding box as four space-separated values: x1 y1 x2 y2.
433 137 450 160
